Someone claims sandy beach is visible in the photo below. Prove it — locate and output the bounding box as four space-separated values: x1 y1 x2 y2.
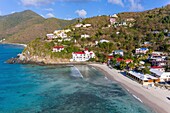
89 64 170 113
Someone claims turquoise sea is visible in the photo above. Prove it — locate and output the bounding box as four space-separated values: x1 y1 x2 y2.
0 44 155 113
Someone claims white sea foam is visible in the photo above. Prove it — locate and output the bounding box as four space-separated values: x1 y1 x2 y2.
133 94 143 103
71 66 83 78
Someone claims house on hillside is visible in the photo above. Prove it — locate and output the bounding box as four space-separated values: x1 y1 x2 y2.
168 32 170 37
83 24 91 28
110 18 116 25
53 30 69 38
46 34 54 40
53 46 64 52
110 14 118 18
99 39 110 43
70 49 95 62
113 50 124 56
75 24 83 28
150 66 165 72
135 48 149 54
81 34 90 38
126 18 135 22
149 51 167 67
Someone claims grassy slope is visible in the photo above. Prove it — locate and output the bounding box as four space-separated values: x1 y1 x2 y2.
0 10 76 44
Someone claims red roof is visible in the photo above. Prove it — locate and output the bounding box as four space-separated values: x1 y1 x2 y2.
116 58 124 62
85 48 88 51
53 46 64 49
151 66 163 69
74 51 85 54
108 56 114 59
125 59 133 63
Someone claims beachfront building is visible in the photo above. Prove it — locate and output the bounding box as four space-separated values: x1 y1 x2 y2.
127 71 160 86
53 46 64 52
150 69 170 82
135 48 149 54
113 50 124 56
71 49 95 62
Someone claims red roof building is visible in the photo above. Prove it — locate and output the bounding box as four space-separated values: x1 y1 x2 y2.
53 46 64 52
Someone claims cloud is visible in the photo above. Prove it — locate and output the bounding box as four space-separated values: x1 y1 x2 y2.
108 0 124 7
75 9 87 18
128 0 143 11
44 8 54 11
21 0 98 6
21 0 55 6
64 18 73 20
46 13 55 18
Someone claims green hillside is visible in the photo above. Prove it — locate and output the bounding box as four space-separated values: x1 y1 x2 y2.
0 10 76 43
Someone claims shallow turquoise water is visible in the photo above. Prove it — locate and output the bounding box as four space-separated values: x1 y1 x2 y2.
0 44 155 113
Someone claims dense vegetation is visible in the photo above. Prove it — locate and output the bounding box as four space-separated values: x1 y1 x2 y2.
8 5 170 63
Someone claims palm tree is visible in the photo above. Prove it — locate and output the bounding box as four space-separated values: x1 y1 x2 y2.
120 61 126 70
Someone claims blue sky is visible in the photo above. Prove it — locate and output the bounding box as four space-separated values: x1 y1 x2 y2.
0 0 170 19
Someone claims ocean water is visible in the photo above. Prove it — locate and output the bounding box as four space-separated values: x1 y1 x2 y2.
0 44 155 113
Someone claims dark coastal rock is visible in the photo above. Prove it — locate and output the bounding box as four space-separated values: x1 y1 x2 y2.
6 57 45 65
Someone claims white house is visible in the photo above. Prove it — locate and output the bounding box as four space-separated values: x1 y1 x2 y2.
110 14 118 18
71 49 95 62
150 66 165 72
46 34 54 39
53 46 64 52
110 18 116 25
135 48 149 54
75 24 83 28
113 50 124 56
99 39 110 43
81 34 90 38
150 69 170 82
53 30 68 38
83 24 91 28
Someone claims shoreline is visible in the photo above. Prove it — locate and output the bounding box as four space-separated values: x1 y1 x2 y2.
89 64 170 113
0 42 27 47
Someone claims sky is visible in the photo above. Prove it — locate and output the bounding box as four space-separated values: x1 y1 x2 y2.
0 0 170 19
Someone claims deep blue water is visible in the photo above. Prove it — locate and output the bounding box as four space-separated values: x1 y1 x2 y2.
0 44 155 113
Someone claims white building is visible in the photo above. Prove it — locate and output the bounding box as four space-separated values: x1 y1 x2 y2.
46 34 54 39
127 71 159 86
99 39 110 43
150 69 170 82
110 14 118 18
71 49 95 62
75 24 83 28
83 24 91 28
81 34 90 38
135 48 149 54
113 50 124 56
53 29 71 39
53 46 64 52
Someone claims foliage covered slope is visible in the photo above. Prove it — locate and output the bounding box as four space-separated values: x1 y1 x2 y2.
0 10 76 43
